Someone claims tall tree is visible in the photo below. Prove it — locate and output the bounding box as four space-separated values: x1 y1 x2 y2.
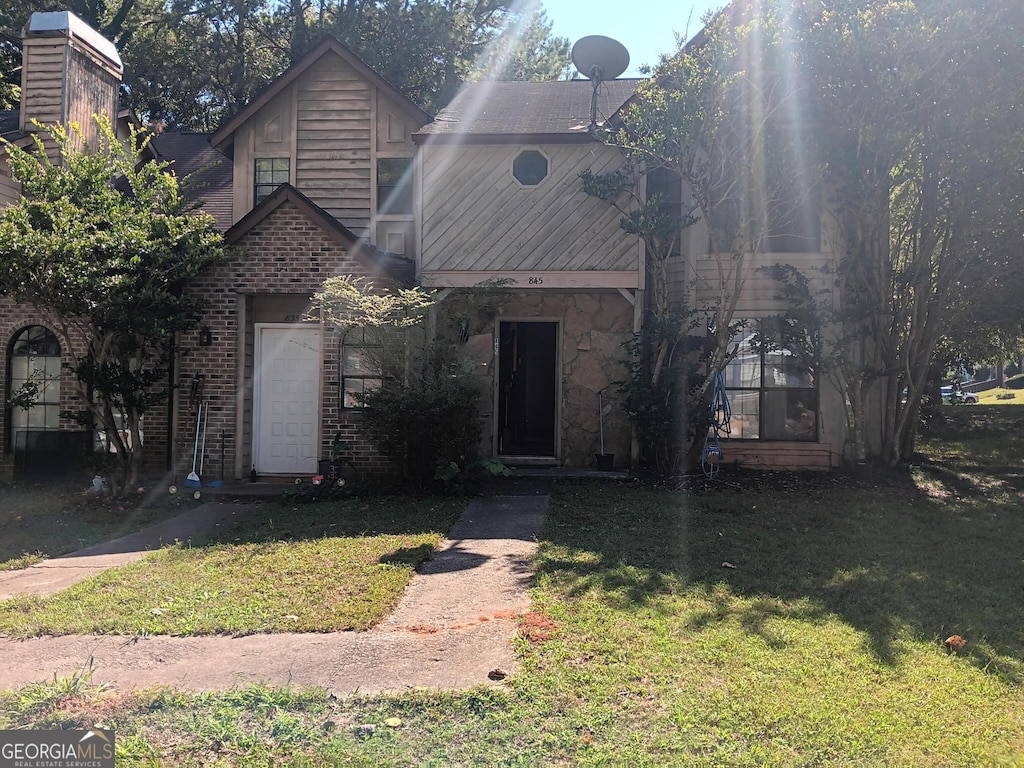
118 0 290 131
4 0 571 127
471 8 571 81
0 117 224 493
795 0 1024 464
314 0 518 111
584 5 811 472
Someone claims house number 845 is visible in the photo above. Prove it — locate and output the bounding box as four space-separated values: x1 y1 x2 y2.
527 276 544 285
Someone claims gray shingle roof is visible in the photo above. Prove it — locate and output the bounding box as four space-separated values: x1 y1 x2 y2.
415 78 642 140
150 133 233 232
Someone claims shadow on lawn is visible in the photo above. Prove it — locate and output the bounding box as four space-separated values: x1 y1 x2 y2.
187 496 465 550
539 407 1024 685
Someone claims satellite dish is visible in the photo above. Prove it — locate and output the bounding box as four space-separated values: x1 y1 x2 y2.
572 35 630 82
571 36 630 130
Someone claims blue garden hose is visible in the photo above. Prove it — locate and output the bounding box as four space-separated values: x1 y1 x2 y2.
702 371 731 477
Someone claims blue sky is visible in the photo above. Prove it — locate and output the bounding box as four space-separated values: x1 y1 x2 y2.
539 0 724 77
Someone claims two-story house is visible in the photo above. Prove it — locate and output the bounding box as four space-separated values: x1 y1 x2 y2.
413 80 645 469
2 10 848 482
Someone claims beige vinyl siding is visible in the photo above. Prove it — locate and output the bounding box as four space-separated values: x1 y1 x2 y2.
665 249 689 307
421 143 638 273
295 56 372 233
694 250 835 315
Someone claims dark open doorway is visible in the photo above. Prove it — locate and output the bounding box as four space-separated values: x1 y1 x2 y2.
498 321 558 457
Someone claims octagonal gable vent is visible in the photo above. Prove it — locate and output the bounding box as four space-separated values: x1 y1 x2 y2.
512 150 548 186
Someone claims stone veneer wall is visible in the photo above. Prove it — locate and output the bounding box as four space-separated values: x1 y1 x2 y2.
459 289 633 469
180 200 397 482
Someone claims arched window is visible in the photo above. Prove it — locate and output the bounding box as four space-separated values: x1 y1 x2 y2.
8 326 62 452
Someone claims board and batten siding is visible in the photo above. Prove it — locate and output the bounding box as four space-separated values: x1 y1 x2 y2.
20 38 120 156
420 143 639 274
295 56 372 234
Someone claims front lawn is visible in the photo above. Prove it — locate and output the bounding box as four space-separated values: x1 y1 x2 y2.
0 482 204 570
2 407 1023 764
0 497 463 636
977 387 1024 404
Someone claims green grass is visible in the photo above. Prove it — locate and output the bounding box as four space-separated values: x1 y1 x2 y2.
2 407 1024 764
976 387 1024 404
0 497 463 636
0 481 204 570
0 551 45 571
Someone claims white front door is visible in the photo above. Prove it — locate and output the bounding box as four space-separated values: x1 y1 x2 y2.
254 325 320 475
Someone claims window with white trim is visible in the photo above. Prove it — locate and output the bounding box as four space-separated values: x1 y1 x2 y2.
711 186 821 254
512 150 548 186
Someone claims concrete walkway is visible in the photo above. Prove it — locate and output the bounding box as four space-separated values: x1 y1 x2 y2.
0 502 252 601
0 493 548 695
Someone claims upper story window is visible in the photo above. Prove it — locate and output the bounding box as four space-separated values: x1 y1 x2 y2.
722 320 818 441
647 166 684 257
711 184 821 254
512 150 548 186
762 194 821 253
377 158 413 215
255 158 289 205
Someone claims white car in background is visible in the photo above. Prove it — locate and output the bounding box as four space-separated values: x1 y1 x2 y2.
941 385 979 404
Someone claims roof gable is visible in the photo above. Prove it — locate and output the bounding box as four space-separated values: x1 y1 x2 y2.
225 184 414 284
211 36 432 153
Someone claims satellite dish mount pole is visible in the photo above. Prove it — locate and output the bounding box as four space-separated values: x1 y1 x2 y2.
589 65 603 131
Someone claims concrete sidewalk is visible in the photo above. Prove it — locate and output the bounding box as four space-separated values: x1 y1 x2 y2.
0 502 253 601
0 493 548 695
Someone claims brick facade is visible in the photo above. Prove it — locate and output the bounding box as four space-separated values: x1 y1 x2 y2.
176 198 398 483
0 302 171 482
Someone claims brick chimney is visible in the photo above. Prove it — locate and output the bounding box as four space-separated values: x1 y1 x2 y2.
19 11 122 152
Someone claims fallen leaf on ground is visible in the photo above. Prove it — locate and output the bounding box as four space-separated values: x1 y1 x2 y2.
944 634 967 653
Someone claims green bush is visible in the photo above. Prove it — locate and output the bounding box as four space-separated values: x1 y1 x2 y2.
360 356 483 490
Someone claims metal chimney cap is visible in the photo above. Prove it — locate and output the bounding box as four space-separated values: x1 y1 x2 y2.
23 11 122 71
